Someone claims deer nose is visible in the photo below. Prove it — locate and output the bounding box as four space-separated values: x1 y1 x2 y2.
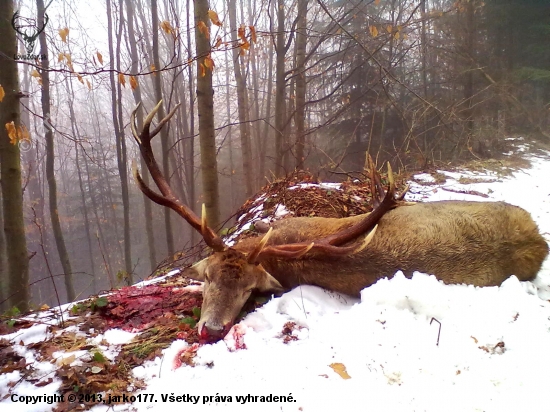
199 322 232 343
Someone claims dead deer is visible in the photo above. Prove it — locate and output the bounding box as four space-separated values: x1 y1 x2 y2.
130 101 549 343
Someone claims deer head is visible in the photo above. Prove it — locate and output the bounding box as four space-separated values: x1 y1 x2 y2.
130 102 401 343
11 11 49 55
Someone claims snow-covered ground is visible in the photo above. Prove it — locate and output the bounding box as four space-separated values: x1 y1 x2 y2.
2 147 549 412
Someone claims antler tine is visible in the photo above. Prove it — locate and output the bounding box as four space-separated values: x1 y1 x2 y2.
130 101 226 252
130 103 142 144
253 162 399 262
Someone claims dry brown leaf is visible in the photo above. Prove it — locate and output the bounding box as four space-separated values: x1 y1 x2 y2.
58 53 65 63
249 25 257 43
204 55 215 71
76 74 84 84
197 20 209 39
118 73 126 87
5 122 17 145
160 20 174 34
369 26 378 37
0 85 4 102
130 76 138 90
375 0 380 4
64 53 72 66
238 24 246 42
213 36 222 49
199 63 206 77
208 10 222 27
96 51 103 64
59 27 69 43
329 363 351 380
86 79 92 90
56 354 76 366
31 69 40 78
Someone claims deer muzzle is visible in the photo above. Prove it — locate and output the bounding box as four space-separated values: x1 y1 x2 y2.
198 320 234 344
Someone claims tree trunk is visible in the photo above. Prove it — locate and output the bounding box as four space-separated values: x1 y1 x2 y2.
294 0 307 170
37 0 75 302
194 0 220 229
125 0 157 272
228 0 253 197
65 79 96 292
0 191 6 311
151 0 176 256
186 0 197 245
106 0 133 283
260 1 275 181
274 0 287 176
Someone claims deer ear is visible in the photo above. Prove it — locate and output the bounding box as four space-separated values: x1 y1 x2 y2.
182 258 209 281
256 271 284 293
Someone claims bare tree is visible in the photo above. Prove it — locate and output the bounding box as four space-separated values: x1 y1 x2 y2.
125 0 157 271
37 0 75 302
228 0 253 197
194 0 220 229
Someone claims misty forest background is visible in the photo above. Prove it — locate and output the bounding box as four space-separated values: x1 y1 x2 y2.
0 0 549 313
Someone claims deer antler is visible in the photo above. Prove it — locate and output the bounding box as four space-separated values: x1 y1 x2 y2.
248 158 401 263
131 100 225 252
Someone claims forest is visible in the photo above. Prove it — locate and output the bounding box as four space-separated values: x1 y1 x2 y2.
0 0 549 312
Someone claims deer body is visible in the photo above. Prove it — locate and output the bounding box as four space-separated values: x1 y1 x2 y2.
129 101 548 343
240 200 548 297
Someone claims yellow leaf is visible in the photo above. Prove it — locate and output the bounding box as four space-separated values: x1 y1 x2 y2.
394 31 400 40
130 75 138 90
0 85 4 102
204 54 215 71
5 122 17 144
118 73 126 87
249 25 257 43
59 27 69 43
86 79 92 90
57 354 76 366
77 74 84 84
64 53 72 66
40 304 50 310
31 69 40 78
207 10 222 27
199 63 206 77
96 51 103 64
329 363 351 380
197 20 209 39
58 53 65 63
160 20 174 34
369 25 378 37
151 64 157 76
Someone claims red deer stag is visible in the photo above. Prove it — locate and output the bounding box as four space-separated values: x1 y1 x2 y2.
130 101 549 343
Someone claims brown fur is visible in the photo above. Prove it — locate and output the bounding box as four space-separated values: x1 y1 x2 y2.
185 200 549 342
242 201 548 296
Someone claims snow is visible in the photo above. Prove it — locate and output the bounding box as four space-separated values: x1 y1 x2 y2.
1 149 550 412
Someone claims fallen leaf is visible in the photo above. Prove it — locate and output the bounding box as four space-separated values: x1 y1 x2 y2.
329 363 351 379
